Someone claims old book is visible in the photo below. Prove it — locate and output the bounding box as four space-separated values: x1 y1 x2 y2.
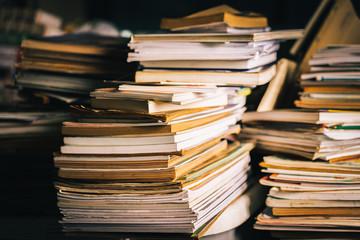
294 97 360 110
128 41 279 62
160 4 268 30
62 113 237 146
266 196 360 208
259 175 360 192
61 111 237 136
16 57 135 75
69 105 222 123
261 155 360 176
138 52 277 70
242 109 360 124
268 187 360 201
255 208 360 232
90 85 235 106
58 139 230 181
134 64 277 86
90 93 228 113
20 37 129 57
130 30 304 43
56 142 253 234
128 40 278 62
171 23 271 34
91 85 226 104
62 103 243 136
54 135 223 170
302 85 360 93
60 124 238 155
272 207 360 216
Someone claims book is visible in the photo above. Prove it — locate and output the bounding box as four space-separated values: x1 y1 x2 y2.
54 136 223 170
90 92 228 113
130 30 304 43
301 85 360 93
16 56 135 75
160 4 268 30
58 140 232 181
68 105 224 123
268 186 360 201
62 107 239 134
90 84 235 105
260 175 360 192
60 124 238 155
272 207 360 216
138 52 277 70
296 44 360 110
171 23 271 34
62 114 238 146
294 97 360 110
20 38 129 57
261 155 360 176
55 142 254 234
134 64 277 86
128 41 279 62
242 109 360 124
255 208 360 232
266 196 360 208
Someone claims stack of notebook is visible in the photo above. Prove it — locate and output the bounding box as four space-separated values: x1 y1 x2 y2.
239 44 360 236
127 5 303 87
296 44 360 109
54 83 260 238
53 4 303 238
241 111 360 235
14 33 137 107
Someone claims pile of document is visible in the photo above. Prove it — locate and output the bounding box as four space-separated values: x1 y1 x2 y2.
14 34 136 107
127 30 303 87
296 44 360 109
126 5 302 88
52 4 304 238
240 109 360 232
240 44 360 235
54 83 262 237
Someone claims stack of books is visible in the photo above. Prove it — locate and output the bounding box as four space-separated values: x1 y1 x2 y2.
240 110 360 161
160 4 271 34
240 110 360 235
127 5 303 87
13 34 137 107
239 45 360 237
296 44 360 109
53 83 263 238
53 5 303 238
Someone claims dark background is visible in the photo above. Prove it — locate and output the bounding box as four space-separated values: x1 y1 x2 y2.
6 0 321 33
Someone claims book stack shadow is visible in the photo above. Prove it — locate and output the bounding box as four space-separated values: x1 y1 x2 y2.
239 44 360 239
